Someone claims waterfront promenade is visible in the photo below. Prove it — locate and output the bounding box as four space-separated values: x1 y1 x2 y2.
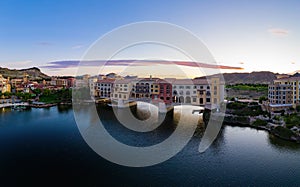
0 102 29 109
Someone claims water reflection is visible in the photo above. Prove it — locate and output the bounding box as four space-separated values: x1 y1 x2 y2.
57 104 73 113
1 106 300 185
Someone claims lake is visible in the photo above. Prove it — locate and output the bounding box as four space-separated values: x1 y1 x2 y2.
0 105 300 186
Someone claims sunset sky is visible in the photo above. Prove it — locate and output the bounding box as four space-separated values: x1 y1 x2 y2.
0 0 299 77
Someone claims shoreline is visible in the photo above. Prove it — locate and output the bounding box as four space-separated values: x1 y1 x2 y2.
223 121 300 144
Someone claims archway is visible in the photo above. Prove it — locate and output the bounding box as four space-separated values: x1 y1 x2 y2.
179 96 184 103
186 96 191 104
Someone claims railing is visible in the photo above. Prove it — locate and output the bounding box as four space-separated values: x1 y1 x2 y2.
0 102 29 108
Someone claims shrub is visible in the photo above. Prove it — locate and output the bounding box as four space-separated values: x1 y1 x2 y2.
252 119 267 126
273 126 296 139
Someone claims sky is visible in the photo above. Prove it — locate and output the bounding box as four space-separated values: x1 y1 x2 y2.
0 0 299 77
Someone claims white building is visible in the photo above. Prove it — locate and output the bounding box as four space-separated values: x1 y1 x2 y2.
112 79 133 101
96 79 114 98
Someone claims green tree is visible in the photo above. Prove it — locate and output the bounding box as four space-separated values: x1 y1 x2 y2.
259 96 267 104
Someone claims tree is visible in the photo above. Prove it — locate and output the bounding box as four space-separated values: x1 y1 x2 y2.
296 105 300 112
259 96 267 104
43 89 51 96
3 92 12 98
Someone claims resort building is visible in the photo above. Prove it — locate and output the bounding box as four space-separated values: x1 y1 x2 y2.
151 79 172 105
91 75 225 108
0 75 11 93
172 79 195 104
133 78 157 101
88 77 98 97
172 76 224 107
111 79 133 101
267 77 300 111
50 77 68 87
96 79 114 98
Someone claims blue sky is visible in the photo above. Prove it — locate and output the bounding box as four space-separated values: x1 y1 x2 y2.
0 0 299 76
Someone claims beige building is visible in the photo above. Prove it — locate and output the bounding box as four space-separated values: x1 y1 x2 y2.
0 74 11 93
112 79 133 101
267 77 299 111
272 77 300 107
172 76 224 108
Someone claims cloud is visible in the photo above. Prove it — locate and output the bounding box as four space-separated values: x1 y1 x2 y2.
268 28 289 36
40 60 243 70
72 44 84 49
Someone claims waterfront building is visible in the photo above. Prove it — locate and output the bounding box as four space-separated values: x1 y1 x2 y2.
151 79 172 105
172 79 196 104
192 79 210 106
133 77 158 101
0 75 11 93
67 78 75 88
10 78 23 87
50 77 68 87
88 77 98 97
96 79 114 98
88 74 225 108
267 77 298 111
172 76 224 107
111 79 133 101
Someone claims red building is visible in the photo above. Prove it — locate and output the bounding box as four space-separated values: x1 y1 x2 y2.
152 79 172 105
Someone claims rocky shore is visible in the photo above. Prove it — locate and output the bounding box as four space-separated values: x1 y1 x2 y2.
203 102 300 144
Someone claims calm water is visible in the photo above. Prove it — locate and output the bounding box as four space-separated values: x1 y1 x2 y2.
0 105 300 186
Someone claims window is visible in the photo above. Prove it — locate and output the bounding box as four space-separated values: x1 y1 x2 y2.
193 98 196 102
186 86 191 89
206 98 211 103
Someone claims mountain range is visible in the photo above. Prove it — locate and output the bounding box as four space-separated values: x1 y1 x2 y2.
195 71 291 85
0 67 50 80
0 66 296 85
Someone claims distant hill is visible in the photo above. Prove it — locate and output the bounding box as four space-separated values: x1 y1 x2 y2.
0 67 50 80
195 71 283 85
